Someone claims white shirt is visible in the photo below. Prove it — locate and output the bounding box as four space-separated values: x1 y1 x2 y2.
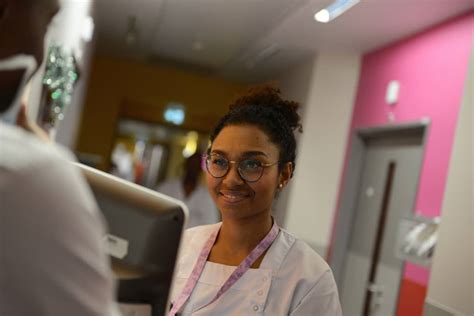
170 223 342 315
157 179 219 228
0 123 121 316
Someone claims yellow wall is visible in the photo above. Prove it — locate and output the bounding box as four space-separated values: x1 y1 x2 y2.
76 56 246 170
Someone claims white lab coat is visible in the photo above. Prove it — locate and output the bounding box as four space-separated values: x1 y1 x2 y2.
0 123 120 316
170 223 342 315
157 179 219 228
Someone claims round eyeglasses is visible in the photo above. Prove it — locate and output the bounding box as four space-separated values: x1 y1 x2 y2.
204 153 279 182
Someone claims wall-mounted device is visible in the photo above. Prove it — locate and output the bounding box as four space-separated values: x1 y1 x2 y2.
396 215 440 266
386 80 400 105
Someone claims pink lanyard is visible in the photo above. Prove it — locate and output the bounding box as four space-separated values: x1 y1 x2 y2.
169 221 279 315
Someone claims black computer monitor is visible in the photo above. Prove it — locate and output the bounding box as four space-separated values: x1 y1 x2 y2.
77 163 188 316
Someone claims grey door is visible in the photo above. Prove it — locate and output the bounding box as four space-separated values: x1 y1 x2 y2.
340 130 424 316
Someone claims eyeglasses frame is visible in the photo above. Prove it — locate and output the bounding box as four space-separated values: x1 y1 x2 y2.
203 153 280 183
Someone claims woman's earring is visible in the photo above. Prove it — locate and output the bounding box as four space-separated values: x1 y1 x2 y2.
279 183 284 189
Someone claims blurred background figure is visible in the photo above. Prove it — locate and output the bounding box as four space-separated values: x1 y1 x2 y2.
110 142 135 181
156 152 219 228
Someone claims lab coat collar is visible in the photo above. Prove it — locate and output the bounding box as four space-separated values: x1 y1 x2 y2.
198 221 297 278
259 226 296 277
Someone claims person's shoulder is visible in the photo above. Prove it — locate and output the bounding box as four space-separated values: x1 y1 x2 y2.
277 228 331 279
175 223 222 271
179 223 221 250
0 123 75 173
184 222 221 240
0 124 96 213
275 229 341 315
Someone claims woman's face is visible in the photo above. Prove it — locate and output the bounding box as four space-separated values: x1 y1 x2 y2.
206 124 291 221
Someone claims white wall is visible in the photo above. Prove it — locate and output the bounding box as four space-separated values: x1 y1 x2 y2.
277 53 361 256
424 46 473 316
27 0 95 149
273 56 316 227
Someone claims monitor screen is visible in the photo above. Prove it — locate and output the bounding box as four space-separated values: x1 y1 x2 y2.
76 163 188 316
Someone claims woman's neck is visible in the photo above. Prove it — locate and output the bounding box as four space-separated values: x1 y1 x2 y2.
208 211 273 266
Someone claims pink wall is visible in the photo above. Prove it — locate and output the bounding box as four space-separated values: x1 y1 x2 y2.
327 11 473 314
349 11 473 287
337 11 473 315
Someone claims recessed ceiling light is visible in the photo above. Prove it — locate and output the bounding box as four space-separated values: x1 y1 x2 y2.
314 0 359 23
314 9 330 23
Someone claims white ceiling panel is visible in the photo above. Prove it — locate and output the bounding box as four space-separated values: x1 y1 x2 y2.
94 0 474 82
262 0 474 53
150 0 305 68
95 0 165 59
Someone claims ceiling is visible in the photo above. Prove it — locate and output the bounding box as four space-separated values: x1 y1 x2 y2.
95 0 473 83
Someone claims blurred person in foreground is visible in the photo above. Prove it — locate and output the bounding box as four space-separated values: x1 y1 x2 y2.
157 152 219 228
0 0 120 314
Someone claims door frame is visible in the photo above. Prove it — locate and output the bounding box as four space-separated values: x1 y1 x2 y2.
329 120 430 305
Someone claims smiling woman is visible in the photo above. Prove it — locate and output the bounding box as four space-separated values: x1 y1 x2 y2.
168 85 342 315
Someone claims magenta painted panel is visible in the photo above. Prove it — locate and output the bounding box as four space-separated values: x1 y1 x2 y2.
404 263 431 286
347 12 473 285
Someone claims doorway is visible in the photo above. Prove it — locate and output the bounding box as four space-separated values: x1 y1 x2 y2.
330 122 429 316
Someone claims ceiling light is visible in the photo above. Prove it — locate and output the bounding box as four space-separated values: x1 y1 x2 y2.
164 103 185 125
314 0 359 23
314 9 330 23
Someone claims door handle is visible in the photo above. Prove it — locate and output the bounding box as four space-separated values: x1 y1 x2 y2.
367 283 384 310
367 283 383 294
